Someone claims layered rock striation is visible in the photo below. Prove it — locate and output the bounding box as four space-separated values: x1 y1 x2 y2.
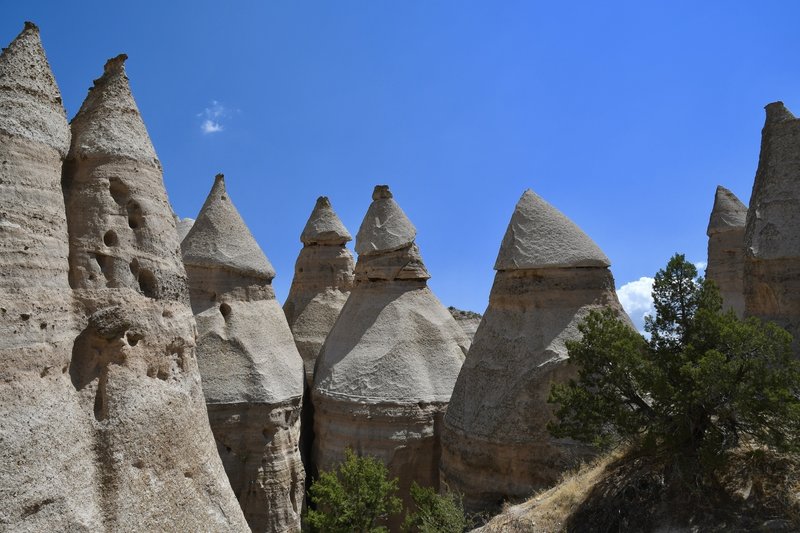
706 186 747 317
744 102 800 351
61 55 248 531
312 185 469 515
0 22 102 531
284 196 355 386
182 174 305 533
441 189 629 513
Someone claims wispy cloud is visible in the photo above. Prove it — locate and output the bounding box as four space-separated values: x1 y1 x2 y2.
198 100 229 134
618 276 655 333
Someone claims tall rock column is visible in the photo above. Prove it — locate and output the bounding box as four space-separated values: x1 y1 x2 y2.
182 174 305 533
312 185 469 519
744 102 800 350
284 196 355 386
441 189 630 513
706 185 747 317
0 22 101 531
62 56 249 531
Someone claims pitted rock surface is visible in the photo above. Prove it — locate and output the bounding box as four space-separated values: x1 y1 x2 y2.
707 186 746 316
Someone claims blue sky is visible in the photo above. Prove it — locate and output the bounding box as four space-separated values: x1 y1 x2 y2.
4 2 799 327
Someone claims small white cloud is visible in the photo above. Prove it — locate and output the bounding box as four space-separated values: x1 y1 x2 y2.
617 276 655 333
198 100 229 134
694 261 707 275
201 119 223 134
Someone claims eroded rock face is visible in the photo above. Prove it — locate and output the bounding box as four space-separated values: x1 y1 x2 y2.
284 196 354 386
441 189 629 513
744 102 800 350
0 23 102 531
62 57 248 531
312 186 469 520
448 307 482 343
707 186 747 317
174 215 194 242
182 174 305 533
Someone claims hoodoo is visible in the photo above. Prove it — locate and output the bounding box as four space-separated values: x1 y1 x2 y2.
707 186 747 317
312 185 469 515
441 189 629 513
284 196 355 386
62 56 248 531
182 174 305 533
0 22 101 531
744 102 800 351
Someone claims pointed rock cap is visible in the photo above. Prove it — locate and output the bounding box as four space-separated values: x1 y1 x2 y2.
494 189 610 270
301 196 352 245
764 101 796 125
707 186 746 236
355 185 417 256
0 22 69 154
181 174 276 279
68 54 157 161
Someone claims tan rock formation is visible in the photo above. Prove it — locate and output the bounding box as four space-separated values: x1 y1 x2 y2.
312 185 469 517
441 189 629 513
174 215 194 242
706 185 747 317
744 102 800 351
0 22 102 531
284 196 354 386
448 307 482 343
62 56 248 531
182 174 305 533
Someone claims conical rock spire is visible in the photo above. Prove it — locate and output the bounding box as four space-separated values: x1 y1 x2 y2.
707 186 747 236
69 54 156 161
182 174 275 280
0 22 69 154
355 185 416 256
495 189 609 270
301 196 352 245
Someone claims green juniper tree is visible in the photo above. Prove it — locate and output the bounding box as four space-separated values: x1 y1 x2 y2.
548 254 800 471
306 448 402 533
402 482 466 533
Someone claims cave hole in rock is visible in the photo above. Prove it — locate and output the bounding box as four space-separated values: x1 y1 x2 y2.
126 200 144 229
126 332 142 346
219 302 231 318
138 269 158 298
103 230 118 247
108 177 129 205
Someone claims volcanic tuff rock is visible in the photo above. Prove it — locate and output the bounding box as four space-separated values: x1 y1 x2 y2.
312 186 469 520
174 215 194 242
284 196 355 385
448 307 483 343
182 174 305 533
744 102 800 351
61 54 248 531
441 189 629 514
706 186 747 317
0 22 102 531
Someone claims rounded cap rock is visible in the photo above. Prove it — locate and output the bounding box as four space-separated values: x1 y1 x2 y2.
707 186 746 236
182 174 276 280
355 185 417 256
301 196 352 245
494 189 610 270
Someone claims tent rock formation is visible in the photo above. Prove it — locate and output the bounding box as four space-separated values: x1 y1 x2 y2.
441 189 629 513
706 185 747 317
284 196 355 385
60 49 249 531
744 102 800 352
182 174 305 533
312 185 469 520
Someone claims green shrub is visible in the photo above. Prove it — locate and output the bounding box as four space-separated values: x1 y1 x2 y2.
402 482 466 533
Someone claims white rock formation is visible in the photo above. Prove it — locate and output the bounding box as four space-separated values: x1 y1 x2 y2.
706 186 747 317
61 55 249 531
441 189 629 513
174 215 194 242
182 174 305 533
312 185 469 520
0 22 103 531
284 196 355 386
744 102 800 351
